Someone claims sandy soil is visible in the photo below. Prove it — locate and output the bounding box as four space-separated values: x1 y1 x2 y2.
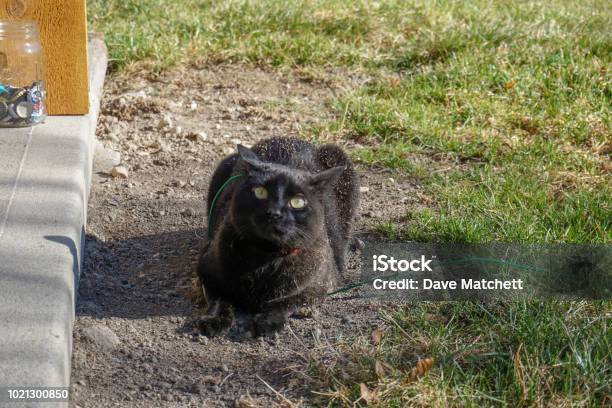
70 65 425 407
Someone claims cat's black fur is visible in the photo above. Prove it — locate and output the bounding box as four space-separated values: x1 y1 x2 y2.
197 137 359 336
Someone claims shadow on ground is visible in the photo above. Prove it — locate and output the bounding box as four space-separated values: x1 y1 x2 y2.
77 229 204 320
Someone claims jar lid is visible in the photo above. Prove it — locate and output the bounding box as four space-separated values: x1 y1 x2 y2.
0 21 40 38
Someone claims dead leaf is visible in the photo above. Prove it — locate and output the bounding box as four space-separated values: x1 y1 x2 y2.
407 358 434 381
424 313 449 323
371 329 383 345
188 276 206 307
234 396 259 408
513 344 527 401
505 79 516 89
359 383 378 405
374 360 386 378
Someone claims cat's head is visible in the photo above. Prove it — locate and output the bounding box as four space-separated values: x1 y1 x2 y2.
230 144 344 248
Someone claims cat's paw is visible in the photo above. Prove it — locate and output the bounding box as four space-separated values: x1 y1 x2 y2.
196 315 233 337
252 312 287 337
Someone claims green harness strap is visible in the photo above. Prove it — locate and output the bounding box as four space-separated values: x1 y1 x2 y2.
207 173 245 239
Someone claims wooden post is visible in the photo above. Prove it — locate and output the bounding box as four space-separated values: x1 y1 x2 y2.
0 0 89 115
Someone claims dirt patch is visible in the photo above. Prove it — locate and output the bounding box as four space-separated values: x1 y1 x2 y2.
71 65 419 407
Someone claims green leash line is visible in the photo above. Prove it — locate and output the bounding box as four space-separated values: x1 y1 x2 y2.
207 173 245 239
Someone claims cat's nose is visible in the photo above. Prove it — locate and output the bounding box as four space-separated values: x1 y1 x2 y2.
266 208 282 219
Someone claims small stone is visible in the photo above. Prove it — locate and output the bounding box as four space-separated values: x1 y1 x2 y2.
93 142 121 174
159 141 170 152
181 208 195 217
192 131 207 143
223 146 234 155
221 364 229 373
341 316 354 325
159 210 166 216
82 325 120 350
111 165 129 179
353 238 365 251
172 179 186 188
190 101 198 111
158 115 173 129
172 126 183 136
359 186 370 193
77 380 86 386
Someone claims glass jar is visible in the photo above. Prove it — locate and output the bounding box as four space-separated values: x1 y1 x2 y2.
0 21 46 127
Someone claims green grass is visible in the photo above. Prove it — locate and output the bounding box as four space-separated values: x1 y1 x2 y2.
90 0 610 243
308 301 611 407
88 0 384 70
89 1 611 406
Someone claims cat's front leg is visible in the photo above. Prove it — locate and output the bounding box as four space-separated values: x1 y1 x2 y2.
197 297 235 337
252 309 290 337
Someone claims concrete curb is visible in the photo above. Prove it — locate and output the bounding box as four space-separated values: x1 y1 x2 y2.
0 36 107 407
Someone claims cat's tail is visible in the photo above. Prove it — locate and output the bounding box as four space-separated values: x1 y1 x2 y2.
316 144 360 275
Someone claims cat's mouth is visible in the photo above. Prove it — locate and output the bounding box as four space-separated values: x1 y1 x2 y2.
254 232 302 256
266 226 291 242
261 224 301 247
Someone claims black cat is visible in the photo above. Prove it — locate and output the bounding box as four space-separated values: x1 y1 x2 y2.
196 137 359 336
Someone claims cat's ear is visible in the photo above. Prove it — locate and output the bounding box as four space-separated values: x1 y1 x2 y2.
237 144 263 169
310 165 345 189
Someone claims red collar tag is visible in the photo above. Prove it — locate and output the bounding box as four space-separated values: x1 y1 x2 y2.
286 247 301 256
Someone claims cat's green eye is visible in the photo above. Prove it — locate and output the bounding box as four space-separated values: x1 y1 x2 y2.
253 186 268 200
289 195 307 209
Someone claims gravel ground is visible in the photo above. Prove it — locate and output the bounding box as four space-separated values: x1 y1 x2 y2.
70 65 427 407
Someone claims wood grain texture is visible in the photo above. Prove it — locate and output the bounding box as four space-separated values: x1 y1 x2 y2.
0 0 89 115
